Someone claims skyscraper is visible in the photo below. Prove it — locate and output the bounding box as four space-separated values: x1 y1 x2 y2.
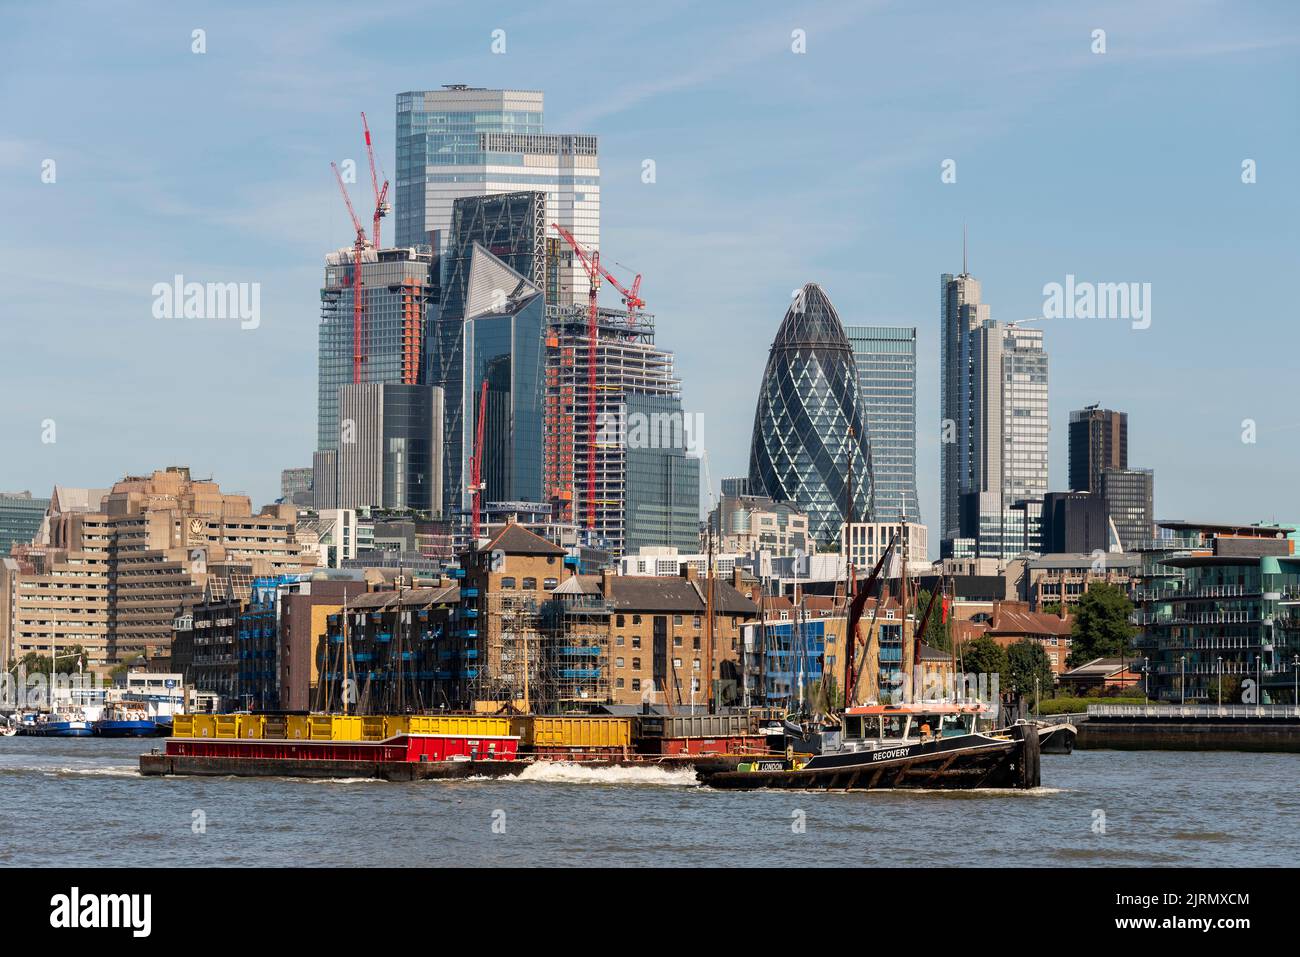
431 191 549 516
394 86 598 303
846 325 920 524
941 252 1049 559
314 246 438 509
336 383 444 513
1102 467 1155 551
1069 405 1128 493
748 283 874 546
544 301 695 556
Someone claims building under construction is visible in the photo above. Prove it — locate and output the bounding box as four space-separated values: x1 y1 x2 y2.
543 302 699 557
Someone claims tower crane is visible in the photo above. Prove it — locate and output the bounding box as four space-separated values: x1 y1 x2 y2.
550 224 646 531
360 112 391 248
469 380 488 542
331 161 370 385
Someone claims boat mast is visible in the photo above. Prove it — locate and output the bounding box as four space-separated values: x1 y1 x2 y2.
705 512 716 714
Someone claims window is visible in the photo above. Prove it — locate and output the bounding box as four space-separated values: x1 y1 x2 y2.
500 577 516 589
616 614 625 627
616 635 624 646
616 657 624 668
673 658 682 668
543 577 558 590
632 615 642 625
616 678 625 689
632 637 641 649
693 658 701 671
632 678 641 692
693 637 700 650
522 577 537 590
693 616 701 628
674 636 682 647
673 614 683 625
632 658 641 671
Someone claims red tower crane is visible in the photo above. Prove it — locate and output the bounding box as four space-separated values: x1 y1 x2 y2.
550 224 646 532
469 380 489 541
360 112 391 248
331 161 368 385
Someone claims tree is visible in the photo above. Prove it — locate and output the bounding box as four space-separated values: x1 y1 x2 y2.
915 588 952 652
1067 582 1136 667
13 645 87 676
1006 640 1054 699
961 636 1009 683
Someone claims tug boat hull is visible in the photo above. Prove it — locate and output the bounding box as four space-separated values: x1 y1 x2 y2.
699 724 1040 791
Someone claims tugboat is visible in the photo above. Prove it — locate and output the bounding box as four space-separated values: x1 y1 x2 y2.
699 704 1039 790
705 516 1043 792
20 710 95 737
93 704 157 738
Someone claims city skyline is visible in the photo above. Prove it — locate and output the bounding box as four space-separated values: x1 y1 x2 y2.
3 2 1299 552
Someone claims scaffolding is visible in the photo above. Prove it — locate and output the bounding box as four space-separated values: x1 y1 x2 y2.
470 592 543 711
543 303 680 556
538 594 613 712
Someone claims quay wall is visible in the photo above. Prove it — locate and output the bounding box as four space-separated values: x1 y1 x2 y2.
1076 720 1300 752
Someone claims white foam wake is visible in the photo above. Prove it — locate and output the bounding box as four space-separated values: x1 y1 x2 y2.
515 761 700 788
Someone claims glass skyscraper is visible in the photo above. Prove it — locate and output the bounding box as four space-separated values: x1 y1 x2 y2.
433 190 549 517
845 326 920 524
0 491 48 556
748 283 874 546
623 392 702 555
394 86 598 304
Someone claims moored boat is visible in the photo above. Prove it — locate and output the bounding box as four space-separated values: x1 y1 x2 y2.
93 704 158 738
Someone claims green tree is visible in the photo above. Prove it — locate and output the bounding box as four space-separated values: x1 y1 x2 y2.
915 589 952 652
961 636 1009 683
1006 639 1054 699
13 645 88 676
1067 582 1136 667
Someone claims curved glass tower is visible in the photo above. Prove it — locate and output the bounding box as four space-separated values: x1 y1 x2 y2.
748 283 874 546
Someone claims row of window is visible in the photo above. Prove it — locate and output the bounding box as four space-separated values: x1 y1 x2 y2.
498 576 559 590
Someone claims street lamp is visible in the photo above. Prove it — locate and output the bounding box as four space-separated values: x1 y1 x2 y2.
1180 655 1186 705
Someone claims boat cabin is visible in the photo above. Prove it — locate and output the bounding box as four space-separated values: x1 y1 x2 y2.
841 704 986 748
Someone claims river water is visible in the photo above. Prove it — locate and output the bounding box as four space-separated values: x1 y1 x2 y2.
0 738 1292 867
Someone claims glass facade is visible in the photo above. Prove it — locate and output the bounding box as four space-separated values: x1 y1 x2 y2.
434 192 548 517
748 283 874 546
1102 467 1154 552
0 492 48 556
465 291 547 507
846 325 920 524
394 87 598 300
317 249 436 456
623 392 701 554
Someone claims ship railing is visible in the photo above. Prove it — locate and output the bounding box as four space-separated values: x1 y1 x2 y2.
1087 703 1300 720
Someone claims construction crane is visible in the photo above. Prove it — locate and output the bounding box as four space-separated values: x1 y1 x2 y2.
469 380 488 541
550 224 646 531
331 161 369 385
360 112 391 248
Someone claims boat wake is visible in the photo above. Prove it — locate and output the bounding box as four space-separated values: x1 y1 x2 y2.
510 762 700 788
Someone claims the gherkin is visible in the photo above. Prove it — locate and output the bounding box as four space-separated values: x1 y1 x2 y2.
748 283 874 545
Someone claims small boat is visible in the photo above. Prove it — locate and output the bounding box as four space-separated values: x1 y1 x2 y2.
698 704 1041 791
93 705 158 738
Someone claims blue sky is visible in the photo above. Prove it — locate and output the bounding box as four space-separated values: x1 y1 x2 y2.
2 0 1298 547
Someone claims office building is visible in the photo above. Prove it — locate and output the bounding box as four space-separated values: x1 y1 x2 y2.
748 283 874 546
315 247 437 507
1101 467 1155 552
0 492 50 557
336 383 444 515
846 326 920 523
941 256 1049 559
841 521 930 575
394 85 598 306
1069 405 1127 493
279 469 313 507
1041 490 1111 554
710 494 811 556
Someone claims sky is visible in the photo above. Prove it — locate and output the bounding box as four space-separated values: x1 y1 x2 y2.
2 0 1298 555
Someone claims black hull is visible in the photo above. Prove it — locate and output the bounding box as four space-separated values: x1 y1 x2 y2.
699 725 1040 791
